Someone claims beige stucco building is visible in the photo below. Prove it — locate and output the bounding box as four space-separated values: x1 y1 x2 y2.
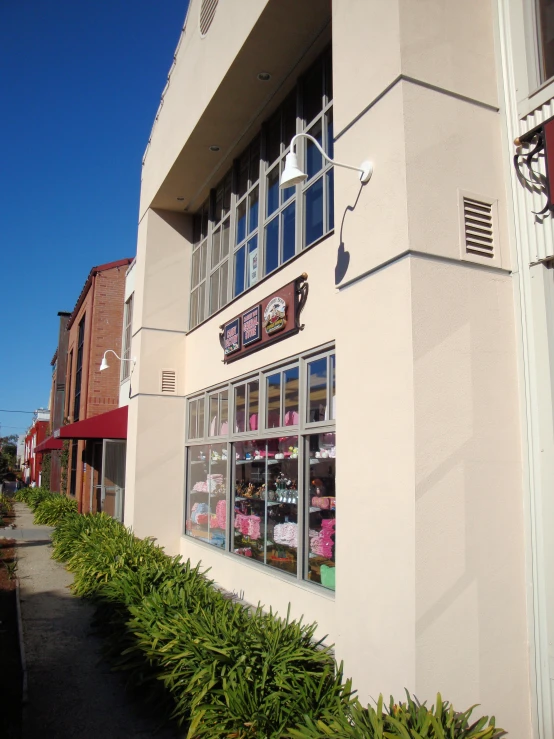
121 1 554 735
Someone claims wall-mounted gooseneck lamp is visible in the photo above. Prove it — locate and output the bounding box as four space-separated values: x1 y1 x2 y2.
100 350 136 399
280 133 373 189
99 349 136 372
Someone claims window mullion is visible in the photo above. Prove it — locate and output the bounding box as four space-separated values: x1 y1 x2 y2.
259 369 267 433
205 191 215 320
295 82 303 255
260 124 268 279
229 162 238 304
258 141 266 284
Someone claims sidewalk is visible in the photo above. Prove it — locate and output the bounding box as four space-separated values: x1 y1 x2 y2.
10 504 179 739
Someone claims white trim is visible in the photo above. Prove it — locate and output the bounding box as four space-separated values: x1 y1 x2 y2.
497 1 553 736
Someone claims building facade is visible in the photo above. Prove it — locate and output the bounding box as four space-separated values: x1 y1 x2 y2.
121 1 554 735
62 259 131 512
23 409 50 486
46 312 71 492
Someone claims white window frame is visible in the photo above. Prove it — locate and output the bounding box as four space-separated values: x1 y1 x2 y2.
188 48 334 330
120 293 134 383
183 344 336 592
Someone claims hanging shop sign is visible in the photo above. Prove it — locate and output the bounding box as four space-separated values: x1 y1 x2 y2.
223 318 241 356
220 273 309 363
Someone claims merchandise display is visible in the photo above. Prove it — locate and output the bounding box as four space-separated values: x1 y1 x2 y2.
185 442 227 548
234 435 299 574
185 348 336 589
307 432 336 589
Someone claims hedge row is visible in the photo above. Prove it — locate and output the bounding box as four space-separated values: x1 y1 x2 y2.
49 512 505 739
14 487 77 525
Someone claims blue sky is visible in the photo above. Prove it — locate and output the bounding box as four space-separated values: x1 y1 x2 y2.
0 0 188 437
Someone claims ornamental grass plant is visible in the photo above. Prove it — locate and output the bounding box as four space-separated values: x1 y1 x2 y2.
287 693 506 739
14 486 52 511
49 511 506 739
33 494 77 525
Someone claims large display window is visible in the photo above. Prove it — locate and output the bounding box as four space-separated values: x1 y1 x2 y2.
233 436 299 574
185 346 336 591
185 443 228 549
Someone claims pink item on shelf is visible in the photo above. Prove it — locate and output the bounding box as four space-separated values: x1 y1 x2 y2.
196 513 208 526
321 518 336 529
274 522 298 548
247 515 261 540
240 515 250 536
249 413 259 431
234 547 252 557
210 514 218 527
234 513 247 531
216 500 226 529
284 410 299 426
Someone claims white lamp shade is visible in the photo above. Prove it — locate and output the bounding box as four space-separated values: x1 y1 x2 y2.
99 356 109 371
280 151 307 188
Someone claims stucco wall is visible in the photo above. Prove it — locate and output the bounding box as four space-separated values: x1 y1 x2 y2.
126 0 532 734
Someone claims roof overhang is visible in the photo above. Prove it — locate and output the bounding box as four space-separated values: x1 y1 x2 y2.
147 0 331 215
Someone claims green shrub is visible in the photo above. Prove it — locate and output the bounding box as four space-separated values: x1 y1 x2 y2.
14 487 35 504
0 492 14 516
287 693 506 739
49 512 506 739
34 494 77 525
15 486 53 511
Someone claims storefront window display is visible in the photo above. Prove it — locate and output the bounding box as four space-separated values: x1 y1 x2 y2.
233 436 299 574
306 432 336 589
185 443 228 548
185 346 336 590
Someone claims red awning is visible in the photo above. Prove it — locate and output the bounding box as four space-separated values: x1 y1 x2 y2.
54 406 128 441
35 437 64 454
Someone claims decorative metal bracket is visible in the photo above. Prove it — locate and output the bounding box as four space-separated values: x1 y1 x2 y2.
294 272 309 331
514 116 554 215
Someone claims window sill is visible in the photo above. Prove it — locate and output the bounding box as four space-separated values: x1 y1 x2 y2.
180 533 336 601
186 229 335 336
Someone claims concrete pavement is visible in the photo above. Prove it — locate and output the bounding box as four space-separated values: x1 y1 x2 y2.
12 503 179 738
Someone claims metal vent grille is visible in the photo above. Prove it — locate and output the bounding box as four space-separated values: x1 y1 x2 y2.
463 197 494 259
199 0 218 36
161 369 177 394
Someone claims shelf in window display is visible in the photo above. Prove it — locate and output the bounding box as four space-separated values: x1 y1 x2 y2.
235 496 290 506
235 458 280 466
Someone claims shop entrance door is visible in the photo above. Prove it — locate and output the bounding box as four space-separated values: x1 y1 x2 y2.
101 439 126 522
90 442 103 513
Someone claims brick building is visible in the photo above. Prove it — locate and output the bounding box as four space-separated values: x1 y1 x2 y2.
45 312 71 492
41 259 132 511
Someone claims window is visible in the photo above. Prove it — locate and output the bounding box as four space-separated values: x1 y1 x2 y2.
185 346 336 591
191 202 209 328
66 350 73 419
234 138 261 298
188 48 334 329
69 441 78 497
121 294 134 382
210 173 232 315
188 396 205 440
536 0 554 84
186 443 228 549
73 316 85 422
208 389 228 437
